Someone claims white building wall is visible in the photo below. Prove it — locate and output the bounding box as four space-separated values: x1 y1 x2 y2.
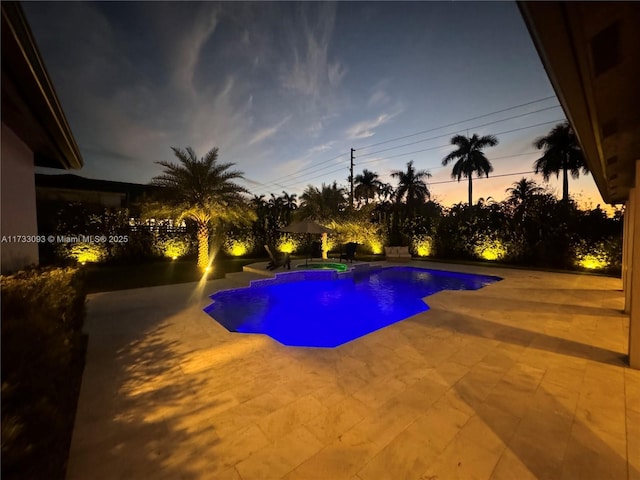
1 122 39 273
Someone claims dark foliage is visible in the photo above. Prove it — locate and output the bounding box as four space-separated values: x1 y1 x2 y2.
1 267 87 480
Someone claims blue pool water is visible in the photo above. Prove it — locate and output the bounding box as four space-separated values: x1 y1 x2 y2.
204 266 500 348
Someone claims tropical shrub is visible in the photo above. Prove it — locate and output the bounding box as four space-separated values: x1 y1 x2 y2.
327 219 386 254
411 234 434 257
1 267 86 480
222 229 256 257
275 233 301 254
155 233 193 259
56 241 107 264
572 236 622 272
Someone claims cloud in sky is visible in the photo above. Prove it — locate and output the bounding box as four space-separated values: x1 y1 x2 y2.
22 2 604 205
248 115 292 146
170 4 219 94
346 112 401 140
281 2 345 97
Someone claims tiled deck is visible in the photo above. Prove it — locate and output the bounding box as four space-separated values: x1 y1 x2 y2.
67 261 640 479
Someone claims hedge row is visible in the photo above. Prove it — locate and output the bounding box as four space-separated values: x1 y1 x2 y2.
1 267 87 480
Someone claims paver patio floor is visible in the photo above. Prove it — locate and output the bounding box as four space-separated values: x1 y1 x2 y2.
67 261 640 479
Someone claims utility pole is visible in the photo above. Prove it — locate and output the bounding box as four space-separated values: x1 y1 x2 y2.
350 148 355 209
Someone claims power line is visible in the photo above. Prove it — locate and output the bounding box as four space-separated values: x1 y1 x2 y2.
253 97 558 195
356 119 564 166
356 95 558 151
430 170 536 186
252 158 349 195
257 119 556 195
357 105 561 158
251 152 347 194
269 165 349 192
265 151 542 195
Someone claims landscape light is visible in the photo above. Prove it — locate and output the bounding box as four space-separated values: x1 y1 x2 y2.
229 241 248 257
577 255 607 270
474 239 506 261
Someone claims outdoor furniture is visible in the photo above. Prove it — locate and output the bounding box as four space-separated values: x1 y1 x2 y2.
384 246 412 262
264 245 291 270
339 242 358 263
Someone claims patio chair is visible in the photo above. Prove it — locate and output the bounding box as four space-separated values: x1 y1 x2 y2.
264 245 291 270
340 242 358 263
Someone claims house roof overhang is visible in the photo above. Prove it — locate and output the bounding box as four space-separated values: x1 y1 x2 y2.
518 1 640 205
1 2 83 170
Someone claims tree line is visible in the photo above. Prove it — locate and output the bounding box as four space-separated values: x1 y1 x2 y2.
143 121 593 270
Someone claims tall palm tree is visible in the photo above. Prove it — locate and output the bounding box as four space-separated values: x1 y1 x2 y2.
533 122 588 202
505 177 544 205
151 146 250 271
354 169 383 206
390 160 431 212
442 133 499 206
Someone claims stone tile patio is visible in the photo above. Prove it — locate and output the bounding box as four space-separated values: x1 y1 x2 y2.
66 261 640 479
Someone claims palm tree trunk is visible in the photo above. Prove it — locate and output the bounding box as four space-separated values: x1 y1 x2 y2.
468 176 473 206
562 166 569 202
197 222 210 271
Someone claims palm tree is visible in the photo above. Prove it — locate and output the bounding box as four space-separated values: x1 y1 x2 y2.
354 169 383 206
250 194 267 215
298 182 347 221
151 146 250 271
280 191 298 223
268 193 285 223
506 177 544 205
390 160 431 212
533 122 588 202
442 133 499 206
377 182 395 204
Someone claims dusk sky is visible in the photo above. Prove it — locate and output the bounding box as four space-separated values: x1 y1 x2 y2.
24 1 604 207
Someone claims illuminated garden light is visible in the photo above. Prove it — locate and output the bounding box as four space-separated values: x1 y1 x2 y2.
276 235 299 254
369 239 384 255
578 256 607 270
474 239 506 261
229 241 248 257
161 238 189 260
412 235 432 257
66 242 106 264
573 240 611 271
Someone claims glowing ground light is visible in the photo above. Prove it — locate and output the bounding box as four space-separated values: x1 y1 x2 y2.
277 238 298 254
369 240 384 254
229 242 248 257
474 240 506 261
578 255 608 270
69 242 105 264
163 238 189 260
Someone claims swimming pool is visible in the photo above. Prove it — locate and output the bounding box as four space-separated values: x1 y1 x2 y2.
204 266 500 347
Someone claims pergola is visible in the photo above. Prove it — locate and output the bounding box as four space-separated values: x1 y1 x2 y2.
519 1 640 368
